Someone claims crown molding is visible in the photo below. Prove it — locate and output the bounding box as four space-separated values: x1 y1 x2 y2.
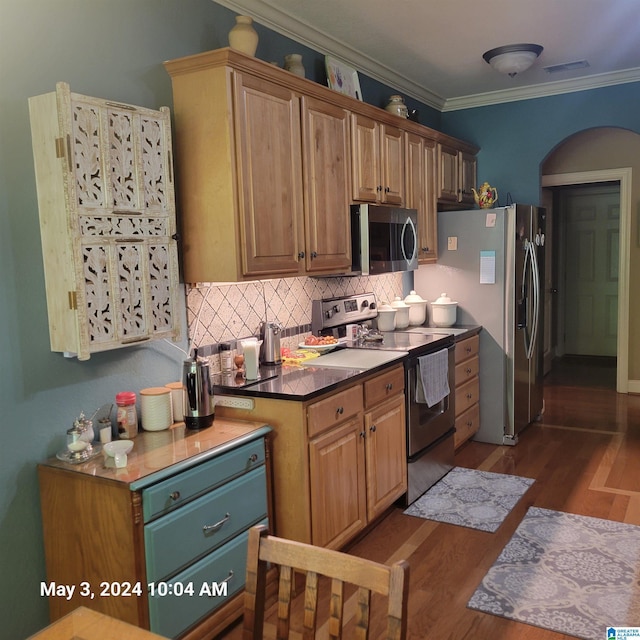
443 67 640 111
212 0 446 110
213 0 640 113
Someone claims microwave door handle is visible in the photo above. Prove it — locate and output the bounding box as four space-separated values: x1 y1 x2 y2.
401 216 417 263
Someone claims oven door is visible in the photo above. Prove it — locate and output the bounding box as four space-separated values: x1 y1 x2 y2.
406 346 455 458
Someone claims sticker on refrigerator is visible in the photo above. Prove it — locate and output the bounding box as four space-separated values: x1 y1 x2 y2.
480 250 496 284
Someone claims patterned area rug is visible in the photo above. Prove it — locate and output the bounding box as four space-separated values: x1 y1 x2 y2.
468 507 640 639
403 467 535 532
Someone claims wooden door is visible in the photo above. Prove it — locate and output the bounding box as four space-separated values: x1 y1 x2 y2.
379 123 404 205
301 97 352 273
562 185 620 356
459 152 477 205
234 73 305 277
437 144 459 202
364 395 406 521
351 113 380 202
308 417 367 549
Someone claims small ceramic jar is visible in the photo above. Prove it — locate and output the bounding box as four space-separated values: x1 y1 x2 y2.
385 95 408 118
404 290 428 326
376 303 396 332
431 293 458 327
390 296 410 329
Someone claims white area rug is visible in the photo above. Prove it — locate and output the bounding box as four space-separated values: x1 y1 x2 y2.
403 467 535 533
468 506 640 639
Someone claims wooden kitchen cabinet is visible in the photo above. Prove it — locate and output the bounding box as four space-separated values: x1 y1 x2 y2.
437 142 477 208
28 82 181 360
351 112 404 205
216 364 406 550
405 131 438 262
164 49 351 282
38 421 271 639
453 334 480 448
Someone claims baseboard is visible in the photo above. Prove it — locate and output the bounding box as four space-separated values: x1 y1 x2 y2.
626 379 640 394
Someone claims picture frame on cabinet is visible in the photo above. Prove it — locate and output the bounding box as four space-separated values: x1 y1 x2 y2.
325 56 362 100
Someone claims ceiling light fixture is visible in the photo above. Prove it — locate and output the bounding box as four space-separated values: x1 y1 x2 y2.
482 43 544 77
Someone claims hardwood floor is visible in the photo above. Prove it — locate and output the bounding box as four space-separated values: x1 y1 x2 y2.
221 358 640 639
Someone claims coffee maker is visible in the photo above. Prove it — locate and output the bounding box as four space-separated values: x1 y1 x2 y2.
182 349 215 429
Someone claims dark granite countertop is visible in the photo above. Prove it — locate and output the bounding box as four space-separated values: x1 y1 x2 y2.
213 325 481 403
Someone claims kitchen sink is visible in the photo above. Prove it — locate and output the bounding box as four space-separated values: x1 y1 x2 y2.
302 349 405 370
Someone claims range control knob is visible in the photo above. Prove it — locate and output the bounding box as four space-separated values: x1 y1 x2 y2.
361 299 369 309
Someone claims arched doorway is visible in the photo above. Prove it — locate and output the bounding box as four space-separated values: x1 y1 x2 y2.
540 127 638 393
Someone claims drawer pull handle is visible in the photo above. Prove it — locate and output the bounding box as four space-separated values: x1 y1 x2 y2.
466 393 473 399
208 570 234 596
169 491 181 501
466 346 472 353
203 512 230 534
385 383 393 391
336 406 344 415
249 453 259 463
466 367 472 374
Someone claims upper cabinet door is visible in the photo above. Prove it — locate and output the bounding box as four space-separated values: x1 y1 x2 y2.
301 97 352 273
351 113 404 206
29 82 181 360
351 113 380 203
379 123 404 205
234 73 306 277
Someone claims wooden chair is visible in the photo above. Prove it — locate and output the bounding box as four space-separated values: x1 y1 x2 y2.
242 524 410 640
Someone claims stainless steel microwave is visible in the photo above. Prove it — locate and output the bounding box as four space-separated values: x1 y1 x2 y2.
351 204 418 275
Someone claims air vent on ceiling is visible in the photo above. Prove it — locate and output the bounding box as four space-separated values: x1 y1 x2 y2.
544 60 590 74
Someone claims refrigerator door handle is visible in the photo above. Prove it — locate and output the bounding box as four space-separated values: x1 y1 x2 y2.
528 240 541 361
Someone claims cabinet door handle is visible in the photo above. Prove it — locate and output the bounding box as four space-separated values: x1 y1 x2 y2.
169 491 181 501
360 431 366 438
298 251 305 259
310 251 318 259
203 512 230 534
370 424 377 432
377 185 382 192
384 186 390 193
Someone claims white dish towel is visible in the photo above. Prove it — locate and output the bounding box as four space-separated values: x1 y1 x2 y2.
416 349 450 407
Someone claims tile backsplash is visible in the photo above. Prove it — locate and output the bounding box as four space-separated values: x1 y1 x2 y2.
186 273 403 366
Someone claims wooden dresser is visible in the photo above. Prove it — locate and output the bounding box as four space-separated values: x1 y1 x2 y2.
453 334 480 448
38 419 271 639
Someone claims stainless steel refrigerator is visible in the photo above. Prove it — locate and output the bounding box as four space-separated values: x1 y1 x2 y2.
414 204 545 445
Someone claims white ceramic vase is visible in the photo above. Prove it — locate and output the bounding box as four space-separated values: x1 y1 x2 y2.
284 53 305 78
228 15 258 57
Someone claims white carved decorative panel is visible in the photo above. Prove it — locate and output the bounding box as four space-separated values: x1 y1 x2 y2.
83 244 114 344
71 103 104 207
117 242 146 338
108 110 138 210
141 116 167 210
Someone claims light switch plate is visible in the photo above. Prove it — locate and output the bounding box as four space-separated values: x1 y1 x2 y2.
447 236 458 250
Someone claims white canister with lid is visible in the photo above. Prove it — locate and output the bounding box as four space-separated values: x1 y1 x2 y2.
404 290 428 326
376 303 396 331
390 296 410 329
431 293 458 327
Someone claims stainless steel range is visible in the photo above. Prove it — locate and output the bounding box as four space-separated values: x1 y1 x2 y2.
311 293 456 504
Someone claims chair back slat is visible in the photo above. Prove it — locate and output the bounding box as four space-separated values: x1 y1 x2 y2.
328 578 344 639
242 525 409 640
302 570 319 639
275 565 293 640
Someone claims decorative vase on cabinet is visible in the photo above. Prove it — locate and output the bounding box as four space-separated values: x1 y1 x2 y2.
228 15 259 56
284 53 305 78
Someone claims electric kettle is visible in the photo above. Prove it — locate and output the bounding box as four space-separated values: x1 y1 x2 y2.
259 321 283 365
182 349 215 429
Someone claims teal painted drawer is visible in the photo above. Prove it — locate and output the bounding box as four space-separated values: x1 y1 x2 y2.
145 465 267 582
142 438 266 523
148 518 268 638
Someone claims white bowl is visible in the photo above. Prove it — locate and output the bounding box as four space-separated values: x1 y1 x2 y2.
103 440 134 457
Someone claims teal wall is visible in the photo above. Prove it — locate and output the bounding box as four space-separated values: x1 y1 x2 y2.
441 83 640 204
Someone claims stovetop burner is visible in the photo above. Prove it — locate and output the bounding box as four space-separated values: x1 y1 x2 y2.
312 293 453 356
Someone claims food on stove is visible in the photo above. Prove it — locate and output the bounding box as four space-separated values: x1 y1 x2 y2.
304 335 338 346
